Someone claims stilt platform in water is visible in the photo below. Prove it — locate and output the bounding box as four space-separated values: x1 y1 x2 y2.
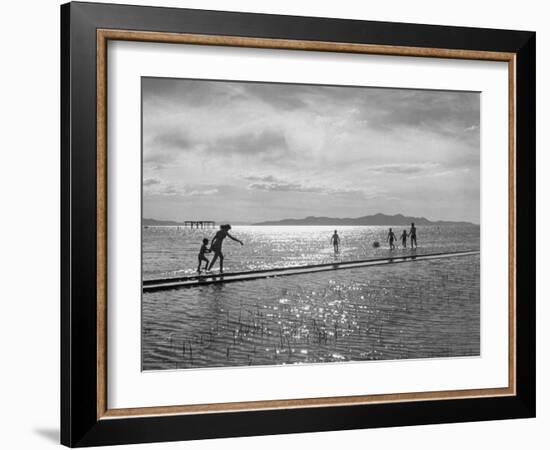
143 249 480 292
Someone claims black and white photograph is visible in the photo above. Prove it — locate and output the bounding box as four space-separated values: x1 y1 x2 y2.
0 0 542 447
141 77 481 370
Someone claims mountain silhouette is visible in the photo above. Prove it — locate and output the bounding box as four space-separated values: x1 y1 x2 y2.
253 213 475 226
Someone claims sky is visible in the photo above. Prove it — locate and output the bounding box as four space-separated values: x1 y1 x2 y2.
142 77 480 224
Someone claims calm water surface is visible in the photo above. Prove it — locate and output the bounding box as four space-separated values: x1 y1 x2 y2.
143 225 479 278
142 225 480 370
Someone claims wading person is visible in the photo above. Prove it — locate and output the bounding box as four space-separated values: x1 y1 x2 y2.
409 222 417 249
330 229 341 254
207 224 243 273
400 229 408 248
197 238 211 274
387 228 397 250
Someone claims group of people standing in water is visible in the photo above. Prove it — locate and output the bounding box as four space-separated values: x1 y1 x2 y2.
386 222 418 250
330 223 418 254
197 223 418 274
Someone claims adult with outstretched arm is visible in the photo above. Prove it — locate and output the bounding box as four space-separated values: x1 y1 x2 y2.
207 224 243 273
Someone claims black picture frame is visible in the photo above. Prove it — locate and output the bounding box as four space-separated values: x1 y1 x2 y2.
61 1 535 447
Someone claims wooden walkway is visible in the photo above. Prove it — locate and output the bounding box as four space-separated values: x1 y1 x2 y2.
143 249 480 292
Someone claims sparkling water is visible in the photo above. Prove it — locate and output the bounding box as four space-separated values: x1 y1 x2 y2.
142 225 480 370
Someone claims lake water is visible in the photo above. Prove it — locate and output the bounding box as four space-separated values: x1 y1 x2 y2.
142 225 480 370
143 225 479 279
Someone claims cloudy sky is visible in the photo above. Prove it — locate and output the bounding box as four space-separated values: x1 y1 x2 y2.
142 77 480 224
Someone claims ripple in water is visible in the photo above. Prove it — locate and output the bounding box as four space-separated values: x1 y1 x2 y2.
142 255 480 370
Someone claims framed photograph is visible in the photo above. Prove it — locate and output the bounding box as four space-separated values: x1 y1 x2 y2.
61 2 536 447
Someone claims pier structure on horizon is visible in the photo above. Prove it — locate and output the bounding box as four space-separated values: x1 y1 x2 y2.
183 220 216 229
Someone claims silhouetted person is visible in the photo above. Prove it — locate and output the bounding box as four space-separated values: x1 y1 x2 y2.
401 229 408 248
387 228 397 250
330 230 340 253
197 238 211 274
409 222 417 248
207 224 243 273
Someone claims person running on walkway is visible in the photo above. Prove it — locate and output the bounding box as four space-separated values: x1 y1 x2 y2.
409 222 417 249
197 238 211 274
330 229 341 254
207 224 243 273
386 228 397 250
400 229 408 248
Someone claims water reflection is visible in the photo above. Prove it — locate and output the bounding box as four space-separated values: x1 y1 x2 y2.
142 255 480 370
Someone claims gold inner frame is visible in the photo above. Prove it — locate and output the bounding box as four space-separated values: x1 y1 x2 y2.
96 29 517 420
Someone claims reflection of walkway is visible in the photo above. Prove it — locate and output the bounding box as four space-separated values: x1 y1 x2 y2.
143 249 479 292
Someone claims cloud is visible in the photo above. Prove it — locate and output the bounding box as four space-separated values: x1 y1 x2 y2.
248 181 307 192
245 174 364 196
143 131 193 167
205 128 288 157
243 83 309 110
142 77 246 108
143 177 161 186
186 188 219 196
144 126 289 170
152 131 191 150
365 162 441 174
144 180 219 197
243 175 278 183
353 89 480 132
141 78 481 223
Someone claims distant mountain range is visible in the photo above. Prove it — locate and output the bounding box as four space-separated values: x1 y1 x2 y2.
143 218 185 226
253 213 475 226
143 214 476 227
